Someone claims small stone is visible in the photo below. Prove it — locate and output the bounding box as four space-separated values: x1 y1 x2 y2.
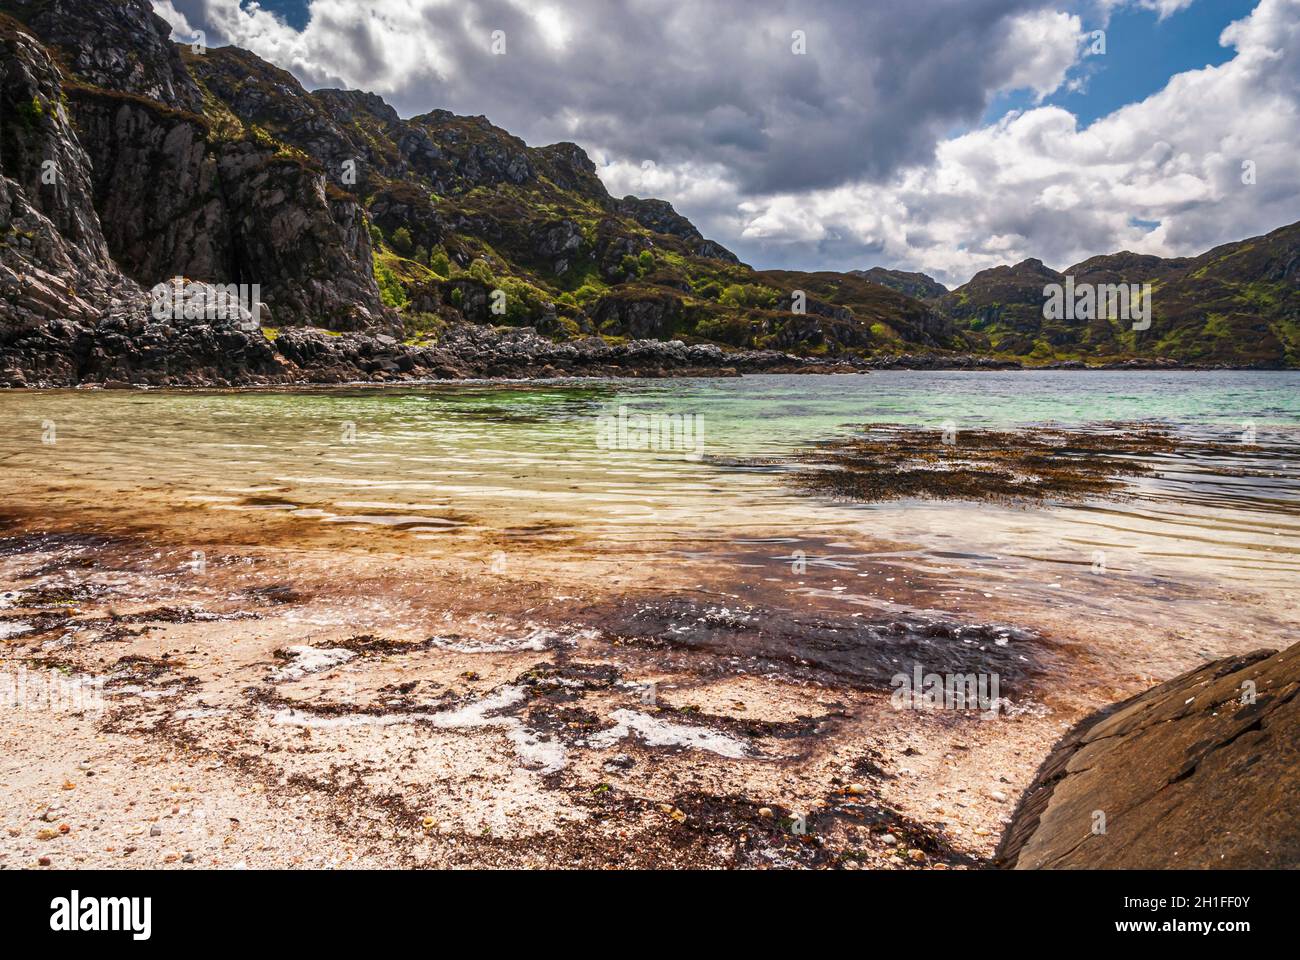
758 807 774 818
990 790 1008 802
182 853 195 864
38 856 51 867
149 825 162 837
603 754 635 771
844 783 868 795
880 833 898 845
36 828 58 841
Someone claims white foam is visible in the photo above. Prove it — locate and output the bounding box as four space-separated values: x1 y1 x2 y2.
270 645 357 682
586 709 752 759
428 626 592 653
267 685 567 773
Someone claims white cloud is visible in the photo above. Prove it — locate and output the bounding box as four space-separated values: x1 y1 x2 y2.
994 10 1086 102
722 0 1300 284
159 0 1091 196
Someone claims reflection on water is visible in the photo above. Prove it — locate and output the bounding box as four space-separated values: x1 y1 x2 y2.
2 371 1297 646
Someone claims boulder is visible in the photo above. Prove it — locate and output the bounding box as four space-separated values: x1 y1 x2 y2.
996 641 1300 869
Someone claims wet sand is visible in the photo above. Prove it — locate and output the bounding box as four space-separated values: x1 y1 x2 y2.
0 480 1285 870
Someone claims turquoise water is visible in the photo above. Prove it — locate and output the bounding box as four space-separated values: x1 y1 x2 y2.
2 372 1297 645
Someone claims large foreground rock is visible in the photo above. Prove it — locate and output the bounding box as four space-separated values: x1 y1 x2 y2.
996 643 1300 868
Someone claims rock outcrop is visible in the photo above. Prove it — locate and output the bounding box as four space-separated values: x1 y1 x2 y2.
852 267 948 302
1 317 862 388
0 2 394 337
996 642 1300 869
1 15 145 338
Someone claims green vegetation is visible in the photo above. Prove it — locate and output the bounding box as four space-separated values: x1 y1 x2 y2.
373 253 409 309
390 226 414 257
159 41 1296 366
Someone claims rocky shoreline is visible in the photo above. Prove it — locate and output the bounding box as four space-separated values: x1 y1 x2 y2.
2 317 1285 389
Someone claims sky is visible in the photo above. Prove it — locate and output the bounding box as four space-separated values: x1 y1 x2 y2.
153 0 1300 287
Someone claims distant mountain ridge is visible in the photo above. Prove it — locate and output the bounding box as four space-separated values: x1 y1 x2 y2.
850 267 948 302
938 223 1299 366
1 0 1296 376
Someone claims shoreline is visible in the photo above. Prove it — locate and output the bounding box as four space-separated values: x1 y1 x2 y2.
3 320 1293 391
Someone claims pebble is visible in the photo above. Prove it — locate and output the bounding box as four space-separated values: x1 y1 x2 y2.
990 790 1008 802
880 833 898 845
149 825 162 837
758 807 774 818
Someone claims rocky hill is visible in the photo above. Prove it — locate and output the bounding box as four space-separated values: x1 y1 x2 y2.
850 267 948 302
1 0 1296 384
940 223 1300 367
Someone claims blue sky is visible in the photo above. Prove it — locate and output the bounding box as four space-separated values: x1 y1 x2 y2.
983 0 1263 127
241 0 310 31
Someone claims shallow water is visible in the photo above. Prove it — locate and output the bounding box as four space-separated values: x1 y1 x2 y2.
2 371 1297 674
